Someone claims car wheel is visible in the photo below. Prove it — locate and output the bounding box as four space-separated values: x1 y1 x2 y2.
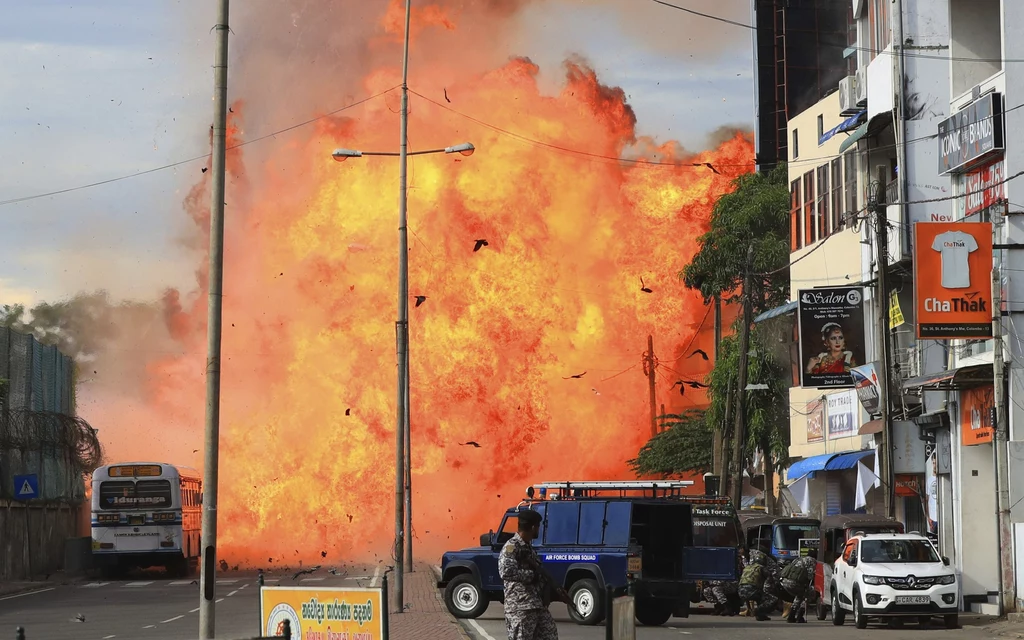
816 593 828 621
567 578 604 626
634 599 673 626
443 575 489 619
831 589 845 626
853 592 867 629
944 614 959 629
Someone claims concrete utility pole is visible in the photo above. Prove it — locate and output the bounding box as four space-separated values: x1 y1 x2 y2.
992 226 1014 614
731 246 754 509
404 345 412 569
393 0 412 611
645 335 658 438
199 0 230 637
872 167 896 519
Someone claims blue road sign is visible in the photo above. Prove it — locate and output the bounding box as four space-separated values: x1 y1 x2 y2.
13 474 38 501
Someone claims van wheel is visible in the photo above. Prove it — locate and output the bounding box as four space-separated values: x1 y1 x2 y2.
444 575 488 619
635 599 673 626
831 589 845 626
567 579 604 625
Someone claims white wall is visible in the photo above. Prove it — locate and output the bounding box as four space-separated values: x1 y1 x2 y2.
956 433 999 596
949 0 1002 97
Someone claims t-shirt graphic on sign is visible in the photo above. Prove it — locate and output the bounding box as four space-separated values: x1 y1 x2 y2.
931 230 978 289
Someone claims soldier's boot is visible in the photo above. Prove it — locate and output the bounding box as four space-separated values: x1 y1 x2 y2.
782 601 792 619
786 608 797 623
755 607 772 622
796 605 807 623
712 603 723 615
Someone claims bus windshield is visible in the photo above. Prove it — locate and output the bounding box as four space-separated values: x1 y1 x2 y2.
691 505 741 547
774 524 819 550
99 479 173 510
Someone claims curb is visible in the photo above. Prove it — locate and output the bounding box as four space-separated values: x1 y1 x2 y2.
429 564 475 640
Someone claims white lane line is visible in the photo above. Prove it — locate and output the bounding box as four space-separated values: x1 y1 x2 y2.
216 597 225 603
103 635 116 639
241 583 250 590
217 579 239 584
125 581 154 587
301 577 325 582
190 608 200 613
228 590 239 597
0 588 56 600
265 578 280 583
161 616 184 624
143 625 155 629
169 580 192 586
81 582 109 588
468 619 498 640
370 564 382 588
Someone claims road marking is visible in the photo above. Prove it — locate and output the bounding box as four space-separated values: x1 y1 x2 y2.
161 616 184 624
301 577 325 582
81 582 109 588
103 635 116 638
228 590 239 597
0 588 56 600
169 580 192 586
217 579 239 584
241 583 250 590
125 581 154 587
143 625 155 629
264 578 280 583
216 598 225 603
468 619 498 640
370 564 382 588
190 607 200 613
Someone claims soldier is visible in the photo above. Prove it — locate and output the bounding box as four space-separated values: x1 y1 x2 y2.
737 550 777 621
760 547 791 618
780 555 816 623
498 509 569 640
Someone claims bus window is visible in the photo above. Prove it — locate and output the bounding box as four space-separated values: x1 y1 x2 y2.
99 481 135 509
137 480 173 508
773 524 819 551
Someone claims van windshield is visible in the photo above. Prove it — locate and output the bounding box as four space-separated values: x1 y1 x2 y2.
690 506 740 547
774 524 819 550
860 539 939 563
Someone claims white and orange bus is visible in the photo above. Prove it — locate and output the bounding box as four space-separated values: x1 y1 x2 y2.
91 462 202 578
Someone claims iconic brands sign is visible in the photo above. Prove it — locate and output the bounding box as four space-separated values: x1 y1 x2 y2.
913 222 993 339
937 92 1004 174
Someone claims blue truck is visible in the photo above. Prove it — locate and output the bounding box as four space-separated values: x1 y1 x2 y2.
437 481 739 626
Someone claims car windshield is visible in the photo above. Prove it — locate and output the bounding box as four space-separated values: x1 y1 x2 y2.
860 539 940 563
774 524 819 550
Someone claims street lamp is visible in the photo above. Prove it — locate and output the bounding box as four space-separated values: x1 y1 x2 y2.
329 138 475 610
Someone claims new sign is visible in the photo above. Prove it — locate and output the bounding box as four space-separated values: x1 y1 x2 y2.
913 222 993 339
938 92 1004 175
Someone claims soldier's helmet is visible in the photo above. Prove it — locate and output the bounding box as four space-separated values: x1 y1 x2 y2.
749 550 767 565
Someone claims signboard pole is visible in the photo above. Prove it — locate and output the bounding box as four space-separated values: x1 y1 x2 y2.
382 573 390 640
871 168 896 519
992 235 1014 613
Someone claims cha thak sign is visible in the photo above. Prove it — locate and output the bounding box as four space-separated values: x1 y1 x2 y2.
798 287 866 389
938 92 1004 174
261 586 385 640
913 222 993 339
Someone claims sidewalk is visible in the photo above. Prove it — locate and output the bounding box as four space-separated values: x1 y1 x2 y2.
0 573 80 598
388 564 472 640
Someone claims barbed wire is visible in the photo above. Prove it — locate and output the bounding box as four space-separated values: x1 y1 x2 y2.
0 409 104 474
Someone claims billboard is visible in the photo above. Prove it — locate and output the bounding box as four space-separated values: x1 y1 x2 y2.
960 384 995 446
913 222 993 339
806 399 824 444
798 287 866 388
937 92 1004 175
261 586 385 640
851 362 882 415
827 390 858 438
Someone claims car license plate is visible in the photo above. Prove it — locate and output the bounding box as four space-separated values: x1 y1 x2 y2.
895 596 930 605
129 516 145 525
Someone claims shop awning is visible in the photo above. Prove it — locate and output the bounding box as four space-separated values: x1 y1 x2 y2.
824 449 874 471
902 363 993 391
753 300 797 324
820 110 867 145
786 453 839 481
859 419 883 435
838 123 869 153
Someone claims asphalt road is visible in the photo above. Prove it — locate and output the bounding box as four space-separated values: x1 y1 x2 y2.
460 602 1003 640
1 566 385 640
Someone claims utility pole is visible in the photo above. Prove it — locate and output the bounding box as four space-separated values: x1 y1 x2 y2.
722 378 734 498
392 0 412 611
404 344 413 570
731 247 754 509
199 1 230 638
644 335 658 438
712 296 724 480
872 167 896 519
992 226 1013 613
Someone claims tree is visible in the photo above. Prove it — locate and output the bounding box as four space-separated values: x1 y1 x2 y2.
628 409 712 477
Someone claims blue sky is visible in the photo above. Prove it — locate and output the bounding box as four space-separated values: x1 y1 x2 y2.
0 0 753 307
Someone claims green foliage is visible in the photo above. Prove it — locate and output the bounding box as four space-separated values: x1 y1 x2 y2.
628 409 713 477
681 163 791 314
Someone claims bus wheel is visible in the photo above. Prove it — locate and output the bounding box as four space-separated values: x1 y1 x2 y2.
166 557 188 579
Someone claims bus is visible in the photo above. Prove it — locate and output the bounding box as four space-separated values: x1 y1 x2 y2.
91 462 202 578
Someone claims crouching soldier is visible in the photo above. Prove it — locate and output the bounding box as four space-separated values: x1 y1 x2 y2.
738 550 777 621
780 555 816 623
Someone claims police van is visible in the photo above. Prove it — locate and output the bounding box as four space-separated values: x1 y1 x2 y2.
437 481 739 626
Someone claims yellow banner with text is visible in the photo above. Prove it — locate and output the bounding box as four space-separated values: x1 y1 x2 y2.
261 586 385 640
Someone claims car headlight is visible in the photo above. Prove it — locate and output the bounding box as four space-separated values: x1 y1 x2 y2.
936 574 956 585
862 575 884 585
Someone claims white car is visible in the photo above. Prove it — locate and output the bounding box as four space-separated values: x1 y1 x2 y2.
830 533 958 629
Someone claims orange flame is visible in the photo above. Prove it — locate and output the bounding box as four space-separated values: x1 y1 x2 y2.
87 4 753 566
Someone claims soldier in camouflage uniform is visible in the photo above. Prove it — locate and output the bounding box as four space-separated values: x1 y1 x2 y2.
780 555 816 623
498 509 569 640
759 545 792 617
737 550 776 621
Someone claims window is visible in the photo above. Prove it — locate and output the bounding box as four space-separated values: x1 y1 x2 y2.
817 115 824 142
844 153 858 221
792 129 800 159
99 480 172 510
831 159 844 230
803 171 815 245
691 516 741 547
791 178 803 251
817 164 830 238
544 502 580 545
860 539 939 563
869 0 891 58
774 524 820 551
842 540 858 563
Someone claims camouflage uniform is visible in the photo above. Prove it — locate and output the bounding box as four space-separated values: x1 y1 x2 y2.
499 533 558 640
737 551 777 621
780 555 816 622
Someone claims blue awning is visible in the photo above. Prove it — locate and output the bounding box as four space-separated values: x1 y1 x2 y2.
823 450 874 471
786 453 839 481
838 122 869 153
753 300 797 324
819 110 867 145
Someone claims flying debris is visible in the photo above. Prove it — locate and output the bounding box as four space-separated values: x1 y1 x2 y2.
689 348 710 361
640 277 652 294
460 441 481 448
473 239 489 252
562 371 586 379
414 295 427 307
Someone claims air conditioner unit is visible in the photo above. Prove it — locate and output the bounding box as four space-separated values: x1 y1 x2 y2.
855 69 868 106
838 76 858 114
